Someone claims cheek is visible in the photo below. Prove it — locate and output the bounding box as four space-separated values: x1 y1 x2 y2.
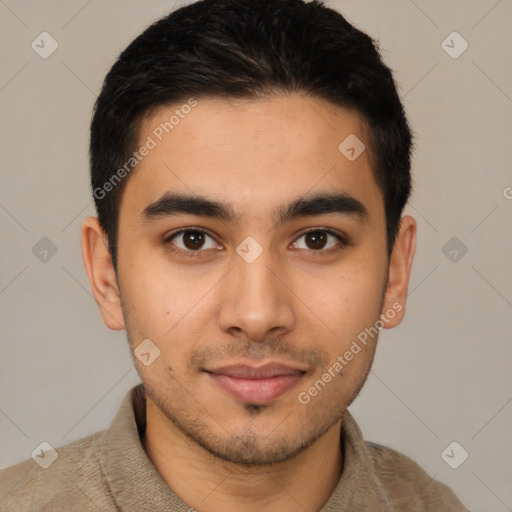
119 251 218 353
309 263 385 336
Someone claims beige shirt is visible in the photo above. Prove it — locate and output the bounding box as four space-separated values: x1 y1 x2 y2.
0 384 470 511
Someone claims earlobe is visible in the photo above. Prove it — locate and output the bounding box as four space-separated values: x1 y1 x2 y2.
81 216 125 330
381 215 417 329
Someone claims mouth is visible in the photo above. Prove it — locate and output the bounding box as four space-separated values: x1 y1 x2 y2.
204 362 306 405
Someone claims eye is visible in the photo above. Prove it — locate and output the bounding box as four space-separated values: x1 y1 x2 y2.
291 229 345 252
166 229 220 254
165 227 346 257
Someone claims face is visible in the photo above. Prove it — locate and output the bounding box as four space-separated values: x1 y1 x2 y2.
94 94 408 466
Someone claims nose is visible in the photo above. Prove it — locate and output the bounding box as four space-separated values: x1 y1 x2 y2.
217 244 296 343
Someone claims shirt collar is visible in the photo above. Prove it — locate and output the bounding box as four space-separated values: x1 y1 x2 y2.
95 384 186 510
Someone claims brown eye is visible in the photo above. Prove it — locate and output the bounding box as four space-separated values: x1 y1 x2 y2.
304 231 328 250
182 231 205 250
168 229 219 252
293 229 344 251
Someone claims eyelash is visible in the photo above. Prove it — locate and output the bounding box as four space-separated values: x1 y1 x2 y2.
164 227 347 258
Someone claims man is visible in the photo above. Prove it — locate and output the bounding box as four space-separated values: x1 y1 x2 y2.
0 0 470 510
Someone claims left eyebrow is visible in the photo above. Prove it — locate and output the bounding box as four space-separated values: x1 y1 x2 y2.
141 191 368 225
275 192 368 224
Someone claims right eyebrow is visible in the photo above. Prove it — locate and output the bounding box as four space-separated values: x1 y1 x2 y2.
141 193 238 223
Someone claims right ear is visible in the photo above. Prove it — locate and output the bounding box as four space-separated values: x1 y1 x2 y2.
81 216 125 330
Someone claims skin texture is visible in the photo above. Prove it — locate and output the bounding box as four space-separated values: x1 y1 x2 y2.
82 94 416 512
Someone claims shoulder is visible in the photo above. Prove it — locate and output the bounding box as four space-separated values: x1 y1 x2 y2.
0 430 117 511
364 440 470 511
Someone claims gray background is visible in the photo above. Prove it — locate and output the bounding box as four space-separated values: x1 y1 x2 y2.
1 0 511 509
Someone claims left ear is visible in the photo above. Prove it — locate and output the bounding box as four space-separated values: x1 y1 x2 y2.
380 215 417 329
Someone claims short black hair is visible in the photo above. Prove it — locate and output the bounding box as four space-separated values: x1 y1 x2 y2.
90 0 413 271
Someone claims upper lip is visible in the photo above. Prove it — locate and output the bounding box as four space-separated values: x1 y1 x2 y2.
204 362 306 379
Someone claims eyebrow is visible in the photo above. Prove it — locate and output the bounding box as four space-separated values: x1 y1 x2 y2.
141 191 368 226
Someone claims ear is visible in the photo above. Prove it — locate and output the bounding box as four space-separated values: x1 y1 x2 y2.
380 215 417 329
81 216 125 330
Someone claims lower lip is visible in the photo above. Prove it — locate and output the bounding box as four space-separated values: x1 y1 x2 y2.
207 373 303 405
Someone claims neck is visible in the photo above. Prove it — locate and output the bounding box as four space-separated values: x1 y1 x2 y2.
142 399 343 512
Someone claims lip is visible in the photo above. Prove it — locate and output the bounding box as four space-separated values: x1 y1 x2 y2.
205 362 306 405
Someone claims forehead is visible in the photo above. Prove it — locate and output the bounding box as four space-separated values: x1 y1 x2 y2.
119 94 383 224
